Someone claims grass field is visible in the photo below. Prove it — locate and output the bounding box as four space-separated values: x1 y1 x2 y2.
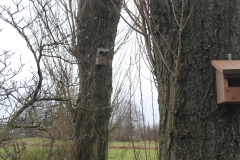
109 148 157 160
0 138 158 160
109 141 158 160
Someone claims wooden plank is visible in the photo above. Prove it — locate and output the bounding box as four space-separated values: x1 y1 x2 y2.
225 87 240 102
225 87 240 93
225 94 240 102
211 60 240 74
227 60 240 74
216 70 225 104
229 60 240 69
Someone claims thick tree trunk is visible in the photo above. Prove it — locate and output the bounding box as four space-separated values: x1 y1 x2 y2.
151 0 240 159
74 1 121 160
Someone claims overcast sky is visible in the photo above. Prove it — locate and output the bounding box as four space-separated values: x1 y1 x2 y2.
0 1 159 125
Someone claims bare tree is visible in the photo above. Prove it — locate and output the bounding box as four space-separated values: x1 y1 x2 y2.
0 0 122 159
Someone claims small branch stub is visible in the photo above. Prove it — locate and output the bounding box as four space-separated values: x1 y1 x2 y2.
96 48 109 65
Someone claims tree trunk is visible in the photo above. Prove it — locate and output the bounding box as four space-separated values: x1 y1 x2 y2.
150 0 240 159
74 1 121 160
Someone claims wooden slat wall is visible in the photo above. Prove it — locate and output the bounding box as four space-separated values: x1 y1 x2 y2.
225 87 240 102
216 70 225 104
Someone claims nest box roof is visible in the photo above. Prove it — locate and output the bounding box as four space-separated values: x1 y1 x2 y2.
211 60 240 74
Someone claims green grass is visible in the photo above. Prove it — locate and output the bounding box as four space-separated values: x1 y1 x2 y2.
17 137 49 143
109 148 157 160
109 141 158 148
0 138 158 160
108 141 158 160
20 146 53 160
0 138 53 160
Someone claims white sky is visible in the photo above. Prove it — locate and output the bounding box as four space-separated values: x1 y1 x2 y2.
0 1 159 125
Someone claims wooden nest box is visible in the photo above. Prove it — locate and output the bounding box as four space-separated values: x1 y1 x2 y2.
211 60 240 104
96 48 109 65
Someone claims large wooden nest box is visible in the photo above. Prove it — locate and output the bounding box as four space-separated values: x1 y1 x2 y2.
211 60 240 104
96 48 109 65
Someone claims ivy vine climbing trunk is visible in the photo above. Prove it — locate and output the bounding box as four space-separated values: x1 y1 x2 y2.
74 1 121 160
150 0 240 159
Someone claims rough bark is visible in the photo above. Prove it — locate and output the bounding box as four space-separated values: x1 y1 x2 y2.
150 0 240 159
74 1 121 160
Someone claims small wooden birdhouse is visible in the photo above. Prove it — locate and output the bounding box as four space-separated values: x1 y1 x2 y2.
96 48 108 65
211 60 240 104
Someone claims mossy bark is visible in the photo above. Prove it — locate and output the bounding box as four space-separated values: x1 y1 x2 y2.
74 1 121 160
150 0 240 159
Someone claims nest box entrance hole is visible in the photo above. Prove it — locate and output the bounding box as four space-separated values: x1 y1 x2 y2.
228 78 240 87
